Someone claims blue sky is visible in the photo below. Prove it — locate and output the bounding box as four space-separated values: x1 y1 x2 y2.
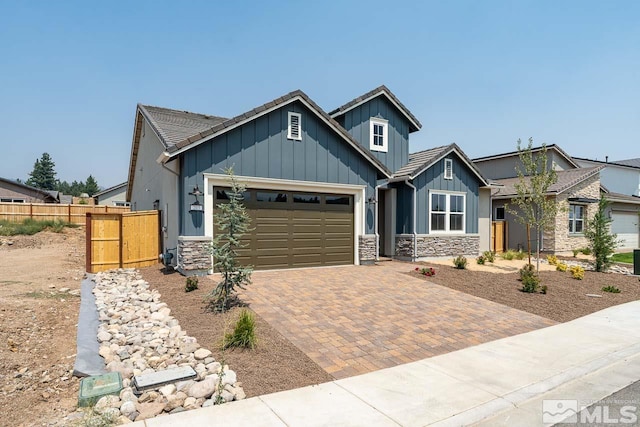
1 1 638 189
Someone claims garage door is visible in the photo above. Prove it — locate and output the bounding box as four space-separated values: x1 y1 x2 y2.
611 211 639 250
214 188 354 270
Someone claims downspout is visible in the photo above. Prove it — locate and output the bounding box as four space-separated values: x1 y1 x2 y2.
374 183 384 261
405 180 418 260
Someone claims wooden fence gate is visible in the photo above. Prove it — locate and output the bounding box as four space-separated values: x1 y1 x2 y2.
491 221 506 253
86 210 161 273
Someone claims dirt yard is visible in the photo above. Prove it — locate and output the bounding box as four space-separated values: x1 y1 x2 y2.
0 228 85 427
411 261 640 323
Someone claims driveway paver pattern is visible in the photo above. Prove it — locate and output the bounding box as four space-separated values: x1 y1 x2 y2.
239 261 557 379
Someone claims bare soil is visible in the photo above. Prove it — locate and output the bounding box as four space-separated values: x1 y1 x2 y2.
0 228 85 426
140 266 333 398
411 261 640 323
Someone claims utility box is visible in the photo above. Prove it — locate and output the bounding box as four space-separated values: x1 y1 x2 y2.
635 249 640 276
78 372 122 407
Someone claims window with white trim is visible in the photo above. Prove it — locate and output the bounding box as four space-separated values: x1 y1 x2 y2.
444 158 453 180
369 118 388 152
429 191 465 233
287 112 302 140
569 204 585 233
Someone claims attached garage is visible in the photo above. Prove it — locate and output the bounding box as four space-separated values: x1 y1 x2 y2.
611 211 639 250
214 188 354 270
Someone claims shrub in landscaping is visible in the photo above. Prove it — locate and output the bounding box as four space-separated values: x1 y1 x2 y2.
580 247 592 256
514 250 526 260
569 265 585 280
519 263 535 280
453 255 467 269
521 270 540 293
602 285 621 294
501 250 515 260
476 255 486 265
222 309 257 350
540 285 548 294
482 251 496 263
572 248 580 257
546 255 558 266
414 267 436 277
556 262 567 272
185 277 199 292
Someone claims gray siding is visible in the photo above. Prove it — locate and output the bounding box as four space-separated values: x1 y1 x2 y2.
475 149 577 180
180 101 382 236
336 97 409 172
413 154 480 234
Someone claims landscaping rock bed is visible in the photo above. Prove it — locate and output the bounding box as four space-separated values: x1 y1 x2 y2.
92 269 245 422
543 257 633 275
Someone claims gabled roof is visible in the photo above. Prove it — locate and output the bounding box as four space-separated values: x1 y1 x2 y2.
492 166 603 198
473 144 580 169
605 191 640 205
328 85 422 132
573 156 640 171
0 177 58 202
391 143 490 186
94 182 127 198
614 158 640 168
127 90 393 200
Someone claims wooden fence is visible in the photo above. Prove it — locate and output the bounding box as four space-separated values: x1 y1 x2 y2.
86 210 161 273
0 202 129 225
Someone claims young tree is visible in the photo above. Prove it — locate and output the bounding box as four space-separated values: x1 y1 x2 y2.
206 167 253 312
506 139 561 273
584 196 619 272
84 175 100 196
26 153 57 190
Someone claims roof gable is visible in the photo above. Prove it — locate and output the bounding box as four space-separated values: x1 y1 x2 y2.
614 158 640 168
392 143 489 186
473 144 580 169
574 156 640 171
94 182 127 198
0 177 58 202
329 85 422 133
492 166 603 198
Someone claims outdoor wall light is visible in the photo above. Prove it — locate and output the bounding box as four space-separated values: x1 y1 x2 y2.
367 196 377 204
189 185 204 213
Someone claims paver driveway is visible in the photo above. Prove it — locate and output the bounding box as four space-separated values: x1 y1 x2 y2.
239 261 557 379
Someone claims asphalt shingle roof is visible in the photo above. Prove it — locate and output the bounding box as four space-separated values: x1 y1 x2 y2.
492 166 603 197
612 158 640 168
393 145 452 178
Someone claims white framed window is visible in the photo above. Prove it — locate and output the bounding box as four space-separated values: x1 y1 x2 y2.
369 118 388 152
287 112 302 141
429 191 466 233
569 204 585 234
495 206 506 220
444 158 453 180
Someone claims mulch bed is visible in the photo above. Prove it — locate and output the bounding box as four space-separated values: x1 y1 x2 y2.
411 263 640 323
139 266 332 398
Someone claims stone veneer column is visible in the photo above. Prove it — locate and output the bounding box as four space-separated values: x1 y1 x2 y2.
177 236 212 276
358 235 377 264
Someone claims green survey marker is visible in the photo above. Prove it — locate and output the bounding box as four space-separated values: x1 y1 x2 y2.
78 372 123 407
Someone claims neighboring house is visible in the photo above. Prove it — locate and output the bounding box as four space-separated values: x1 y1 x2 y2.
0 177 59 203
573 157 640 249
127 86 491 275
94 182 129 206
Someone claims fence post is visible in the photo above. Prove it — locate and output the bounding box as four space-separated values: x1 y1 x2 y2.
86 213 92 273
118 214 124 269
30 203 33 220
68 204 71 223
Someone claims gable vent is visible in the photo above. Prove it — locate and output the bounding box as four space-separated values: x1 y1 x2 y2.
288 112 302 141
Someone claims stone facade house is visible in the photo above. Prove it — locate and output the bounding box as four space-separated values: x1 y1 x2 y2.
126 86 491 275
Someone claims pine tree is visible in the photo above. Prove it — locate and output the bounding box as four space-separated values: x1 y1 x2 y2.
84 175 100 196
584 197 619 272
26 153 57 190
206 167 253 312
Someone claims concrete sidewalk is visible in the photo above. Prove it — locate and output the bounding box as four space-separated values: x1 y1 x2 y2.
130 301 640 427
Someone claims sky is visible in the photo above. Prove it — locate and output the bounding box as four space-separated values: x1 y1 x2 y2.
1 1 638 189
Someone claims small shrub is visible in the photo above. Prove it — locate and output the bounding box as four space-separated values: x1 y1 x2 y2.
569 265 585 280
521 272 540 293
222 309 257 350
572 248 580 257
414 267 436 277
602 285 621 293
482 251 496 263
580 247 592 256
556 262 568 272
546 255 558 266
501 249 515 260
519 263 535 280
453 255 467 269
540 285 548 294
514 250 526 260
476 255 486 265
185 276 199 292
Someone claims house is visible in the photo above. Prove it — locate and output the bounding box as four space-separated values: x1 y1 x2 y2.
127 86 491 275
573 157 640 250
94 182 129 207
0 177 59 203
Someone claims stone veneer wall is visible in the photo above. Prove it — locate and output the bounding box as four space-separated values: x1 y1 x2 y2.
396 234 480 259
177 237 212 276
359 235 376 264
543 174 600 253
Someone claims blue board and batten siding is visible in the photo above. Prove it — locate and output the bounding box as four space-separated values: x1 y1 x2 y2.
180 101 382 236
396 155 480 234
335 97 410 173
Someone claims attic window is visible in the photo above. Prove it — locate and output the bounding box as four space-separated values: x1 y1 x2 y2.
288 112 302 141
369 118 388 153
444 158 453 180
